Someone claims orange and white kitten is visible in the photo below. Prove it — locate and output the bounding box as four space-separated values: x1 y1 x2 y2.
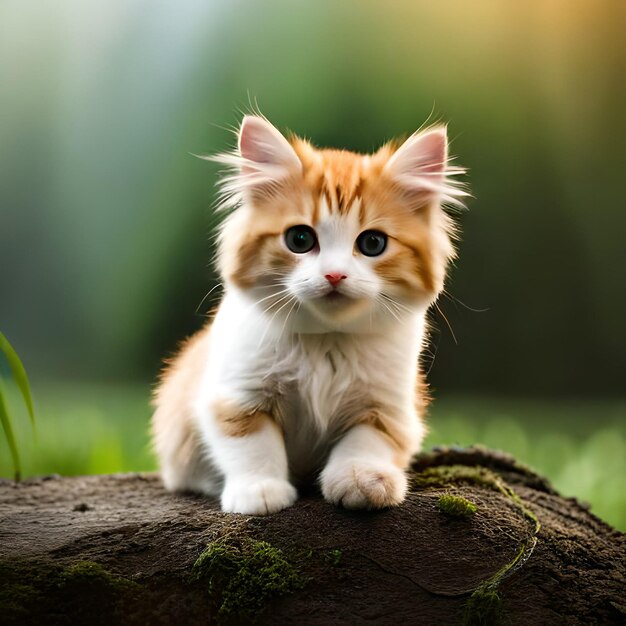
152 114 466 515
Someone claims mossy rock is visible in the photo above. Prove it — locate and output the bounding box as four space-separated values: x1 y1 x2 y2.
0 560 140 625
437 493 478 518
0 447 624 625
190 537 304 623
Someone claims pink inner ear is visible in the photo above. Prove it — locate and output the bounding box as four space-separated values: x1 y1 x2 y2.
238 116 301 171
408 131 447 178
389 128 447 180
239 120 273 163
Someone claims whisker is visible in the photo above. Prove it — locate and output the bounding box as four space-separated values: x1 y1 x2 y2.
380 293 412 314
195 282 224 314
423 330 441 376
277 297 299 339
222 284 293 330
434 301 458 345
255 287 292 307
442 290 490 313
261 290 294 314
376 296 403 325
257 294 297 348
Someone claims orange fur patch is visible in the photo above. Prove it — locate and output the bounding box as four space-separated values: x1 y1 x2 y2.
151 325 213 488
415 370 431 418
211 399 276 438
339 405 415 468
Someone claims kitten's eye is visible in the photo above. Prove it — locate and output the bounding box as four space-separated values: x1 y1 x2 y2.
285 225 317 254
356 230 387 257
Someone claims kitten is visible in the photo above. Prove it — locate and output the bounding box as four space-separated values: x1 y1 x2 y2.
151 114 466 515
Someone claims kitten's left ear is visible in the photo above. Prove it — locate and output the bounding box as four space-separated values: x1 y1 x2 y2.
384 126 466 207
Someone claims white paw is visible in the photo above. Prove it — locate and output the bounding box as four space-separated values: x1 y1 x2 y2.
321 460 407 510
221 478 298 515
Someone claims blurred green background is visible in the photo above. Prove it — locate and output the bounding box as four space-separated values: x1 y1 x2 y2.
1 1 625 529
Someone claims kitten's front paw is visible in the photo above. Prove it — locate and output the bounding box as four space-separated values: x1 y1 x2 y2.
221 478 297 515
321 461 407 510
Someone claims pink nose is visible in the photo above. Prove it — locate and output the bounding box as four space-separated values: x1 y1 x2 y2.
325 272 347 288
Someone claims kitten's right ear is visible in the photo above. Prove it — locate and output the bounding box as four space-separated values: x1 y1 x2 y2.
238 116 301 175
206 115 301 210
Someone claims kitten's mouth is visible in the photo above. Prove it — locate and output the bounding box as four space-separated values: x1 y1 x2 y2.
307 290 369 324
319 290 351 305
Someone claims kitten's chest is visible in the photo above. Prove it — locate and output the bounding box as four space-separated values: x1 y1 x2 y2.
263 336 368 480
267 335 367 432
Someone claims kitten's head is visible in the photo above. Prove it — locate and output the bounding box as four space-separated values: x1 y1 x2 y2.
212 115 466 332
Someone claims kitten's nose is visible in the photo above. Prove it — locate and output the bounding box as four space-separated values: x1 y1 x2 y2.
324 272 347 288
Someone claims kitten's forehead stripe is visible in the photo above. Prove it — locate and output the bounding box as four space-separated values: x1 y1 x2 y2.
319 149 364 215
295 144 368 217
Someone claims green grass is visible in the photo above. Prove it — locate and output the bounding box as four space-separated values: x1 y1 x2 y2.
0 331 36 480
0 383 154 477
0 384 624 531
425 396 626 531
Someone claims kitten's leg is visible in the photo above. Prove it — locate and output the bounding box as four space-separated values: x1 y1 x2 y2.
152 324 221 495
159 436 221 496
201 406 297 515
321 421 420 509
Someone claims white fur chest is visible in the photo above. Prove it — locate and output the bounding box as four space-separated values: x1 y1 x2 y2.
269 334 366 429
260 333 392 479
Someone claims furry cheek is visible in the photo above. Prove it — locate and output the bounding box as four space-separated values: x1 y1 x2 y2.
374 243 435 301
221 232 296 290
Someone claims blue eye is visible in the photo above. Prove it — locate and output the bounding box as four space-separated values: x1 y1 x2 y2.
356 230 387 256
285 225 317 253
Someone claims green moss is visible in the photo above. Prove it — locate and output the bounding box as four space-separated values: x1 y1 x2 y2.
414 464 502 492
414 464 541 626
414 464 540 533
0 580 39 621
191 537 304 623
609 601 626 616
462 543 529 625
58 560 139 592
325 549 342 567
463 589 503 626
437 493 477 518
0 560 139 624
0 560 56 621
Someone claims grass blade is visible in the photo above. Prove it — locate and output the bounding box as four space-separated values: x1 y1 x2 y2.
0 378 21 481
0 332 35 428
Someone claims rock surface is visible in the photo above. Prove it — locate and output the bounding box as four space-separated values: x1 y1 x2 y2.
1 447 624 625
